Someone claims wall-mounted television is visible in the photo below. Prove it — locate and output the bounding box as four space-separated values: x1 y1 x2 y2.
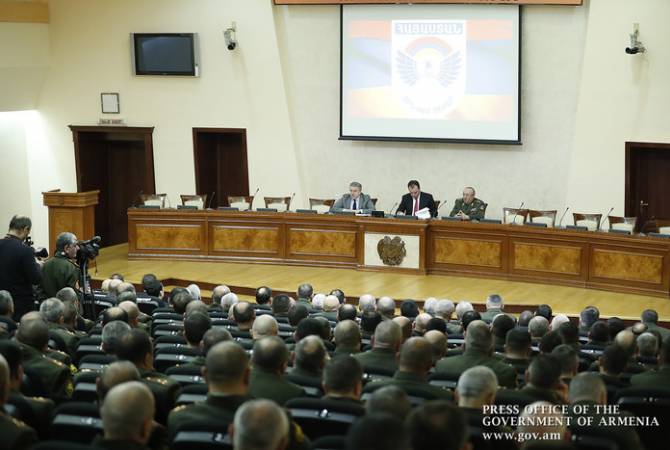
131 33 199 76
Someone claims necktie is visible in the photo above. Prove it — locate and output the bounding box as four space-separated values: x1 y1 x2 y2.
413 198 419 215
353 199 357 210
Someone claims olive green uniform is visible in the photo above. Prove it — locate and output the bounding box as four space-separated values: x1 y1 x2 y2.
19 343 72 399
0 412 37 450
139 368 181 425
449 198 487 221
47 322 80 357
40 254 79 299
363 371 453 401
248 366 305 405
435 348 517 389
353 348 398 373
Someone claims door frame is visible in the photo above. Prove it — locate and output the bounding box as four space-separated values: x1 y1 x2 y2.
624 141 670 217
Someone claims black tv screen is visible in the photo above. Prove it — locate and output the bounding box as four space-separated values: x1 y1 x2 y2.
132 33 198 76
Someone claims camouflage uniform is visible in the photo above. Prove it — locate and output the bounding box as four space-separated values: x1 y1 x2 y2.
449 198 487 221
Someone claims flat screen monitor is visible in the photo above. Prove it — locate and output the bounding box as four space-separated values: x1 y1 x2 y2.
132 33 199 76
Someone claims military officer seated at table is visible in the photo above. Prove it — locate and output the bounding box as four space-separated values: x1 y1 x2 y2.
330 181 376 214
449 186 487 221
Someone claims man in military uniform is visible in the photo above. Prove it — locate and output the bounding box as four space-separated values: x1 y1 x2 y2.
39 297 79 357
15 313 72 400
40 231 80 299
167 341 253 442
449 186 487 221
363 337 453 401
0 354 37 449
354 320 402 374
248 336 305 405
116 329 181 425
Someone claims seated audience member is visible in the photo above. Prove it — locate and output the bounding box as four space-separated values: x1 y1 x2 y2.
337 304 357 322
535 304 553 322
631 335 670 386
232 302 256 338
211 285 231 308
296 283 313 311
517 401 571 449
184 300 209 318
107 279 123 300
96 381 155 449
358 294 376 315
101 307 129 326
423 297 437 316
329 289 346 305
406 401 469 450
460 310 482 334
16 313 72 399
119 301 143 330
584 321 609 349
293 318 324 343
392 316 412 343
142 274 167 306
167 328 232 374
271 294 291 320
39 297 79 356
613 329 645 373
249 336 305 405
255 286 273 310
491 314 516 350
597 344 630 395
636 332 659 368
480 294 504 322
424 329 448 365
521 354 567 404
322 355 364 406
185 284 200 302
184 312 212 347
96 361 141 401
528 315 549 344
363 337 452 400
435 320 516 388
551 314 570 331
313 317 333 343
425 317 447 334
314 295 340 322
365 385 411 420
412 313 432 336
434 300 458 332
641 308 670 340
400 300 419 319
502 328 532 374
0 354 37 448
0 290 17 335
61 297 87 337
231 399 290 450
579 306 600 336
101 320 132 355
568 373 643 450
345 414 410 450
288 303 309 328
333 320 361 356
539 330 563 354
168 342 253 442
454 301 474 324
220 292 239 315
607 317 625 341
518 310 534 328
551 344 579 385
251 314 279 340
288 335 327 386
377 296 395 320
354 320 402 373
117 290 138 305
360 311 382 339
557 321 580 350
310 293 326 312
169 288 193 315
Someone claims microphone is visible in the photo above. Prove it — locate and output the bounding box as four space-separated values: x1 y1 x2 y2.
599 207 614 230
511 202 525 225
557 206 570 228
249 187 260 211
207 192 216 209
388 202 398 216
288 192 295 212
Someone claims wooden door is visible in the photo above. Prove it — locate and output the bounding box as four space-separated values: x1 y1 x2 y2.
193 128 249 208
625 142 670 230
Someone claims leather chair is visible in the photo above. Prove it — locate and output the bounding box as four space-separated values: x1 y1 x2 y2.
573 213 602 231
264 196 292 211
608 215 637 233
309 198 335 213
528 209 558 227
49 402 102 443
180 194 207 209
227 195 254 210
503 207 529 225
285 397 364 440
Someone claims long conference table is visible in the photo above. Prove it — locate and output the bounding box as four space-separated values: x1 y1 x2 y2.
127 208 670 298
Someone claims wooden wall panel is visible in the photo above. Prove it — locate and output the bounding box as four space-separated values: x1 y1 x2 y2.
211 226 280 254
513 242 582 275
135 224 204 251
287 229 357 258
592 249 663 284
433 237 502 267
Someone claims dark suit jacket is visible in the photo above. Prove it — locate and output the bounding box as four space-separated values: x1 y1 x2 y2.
0 235 41 320
396 192 437 217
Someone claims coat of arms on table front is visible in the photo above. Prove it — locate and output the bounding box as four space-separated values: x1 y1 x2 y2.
377 236 406 266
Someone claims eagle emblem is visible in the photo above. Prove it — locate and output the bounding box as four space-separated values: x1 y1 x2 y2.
377 236 406 266
395 50 462 88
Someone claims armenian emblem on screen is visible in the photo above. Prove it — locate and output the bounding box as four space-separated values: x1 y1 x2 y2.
392 20 466 118
377 236 406 266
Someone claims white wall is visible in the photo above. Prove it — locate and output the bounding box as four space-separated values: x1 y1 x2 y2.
0 112 33 231
2 0 670 247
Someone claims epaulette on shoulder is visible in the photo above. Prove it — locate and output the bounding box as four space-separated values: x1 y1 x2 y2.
144 376 169 386
171 405 189 414
11 417 30 429
46 357 65 368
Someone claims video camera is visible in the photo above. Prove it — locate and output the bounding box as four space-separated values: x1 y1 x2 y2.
76 236 101 266
24 236 49 259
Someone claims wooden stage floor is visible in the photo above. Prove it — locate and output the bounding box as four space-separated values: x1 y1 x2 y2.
93 244 670 321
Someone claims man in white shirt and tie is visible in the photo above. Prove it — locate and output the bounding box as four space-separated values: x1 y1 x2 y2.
330 182 376 214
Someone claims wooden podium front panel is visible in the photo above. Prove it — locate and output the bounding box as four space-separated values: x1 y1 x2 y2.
211 226 281 254
135 223 205 252
285 216 358 266
433 237 503 268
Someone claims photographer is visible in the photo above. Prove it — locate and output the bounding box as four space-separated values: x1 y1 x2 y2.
0 216 42 320
40 232 80 299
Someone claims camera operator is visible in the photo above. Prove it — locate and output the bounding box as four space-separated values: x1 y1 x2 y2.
0 216 42 320
40 231 81 299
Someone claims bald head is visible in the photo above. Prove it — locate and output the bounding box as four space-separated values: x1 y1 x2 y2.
252 315 279 339
398 337 433 375
232 399 289 450
101 381 155 444
413 313 432 334
377 296 395 319
212 285 231 304
98 361 140 401
334 320 361 350
614 329 636 355
17 313 48 350
233 302 255 327
295 335 327 374
569 372 606 405
456 366 498 408
117 282 135 295
424 330 448 362
464 320 493 354
205 341 250 388
108 279 122 297
323 295 340 312
393 316 412 342
373 320 402 350
185 300 209 317
119 301 140 326
252 336 289 374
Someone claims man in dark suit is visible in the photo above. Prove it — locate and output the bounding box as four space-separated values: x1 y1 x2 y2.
396 180 437 217
0 216 42 321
